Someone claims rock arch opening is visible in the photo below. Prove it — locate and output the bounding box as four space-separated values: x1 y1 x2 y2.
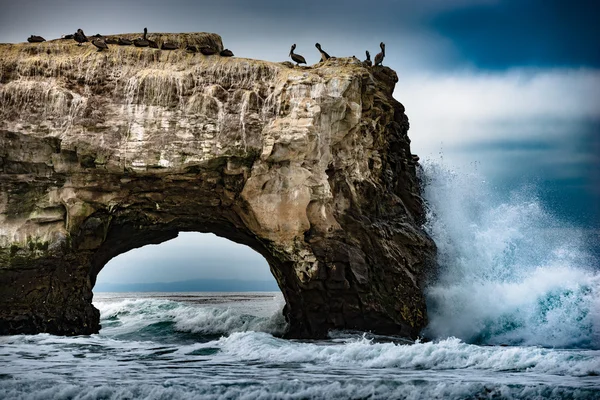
94 232 278 294
93 232 284 337
79 207 307 337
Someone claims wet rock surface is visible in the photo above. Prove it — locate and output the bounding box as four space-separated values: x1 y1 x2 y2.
0 33 435 338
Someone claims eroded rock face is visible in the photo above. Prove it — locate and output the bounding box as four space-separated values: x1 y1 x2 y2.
0 33 435 338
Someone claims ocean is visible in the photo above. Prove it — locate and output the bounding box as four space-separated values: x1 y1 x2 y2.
1 162 599 400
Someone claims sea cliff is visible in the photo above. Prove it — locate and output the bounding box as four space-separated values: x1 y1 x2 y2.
0 33 435 338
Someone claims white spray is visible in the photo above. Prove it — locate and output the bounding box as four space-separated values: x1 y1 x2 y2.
420 162 600 349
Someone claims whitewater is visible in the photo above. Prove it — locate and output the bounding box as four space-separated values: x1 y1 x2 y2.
0 162 598 400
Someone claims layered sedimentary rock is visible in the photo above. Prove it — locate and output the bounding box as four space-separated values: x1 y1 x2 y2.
0 33 436 338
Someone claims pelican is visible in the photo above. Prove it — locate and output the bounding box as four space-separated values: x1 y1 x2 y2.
199 46 217 55
133 27 149 47
92 38 108 51
105 37 119 45
364 50 372 67
118 37 132 46
27 35 45 43
161 42 177 50
374 42 385 66
289 44 306 66
73 29 88 46
220 49 234 57
315 43 330 62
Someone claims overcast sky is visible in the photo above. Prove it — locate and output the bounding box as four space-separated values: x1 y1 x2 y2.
1 0 598 285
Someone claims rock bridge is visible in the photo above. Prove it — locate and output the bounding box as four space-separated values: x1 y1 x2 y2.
0 33 435 338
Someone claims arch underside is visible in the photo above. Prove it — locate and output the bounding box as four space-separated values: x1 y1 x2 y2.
76 169 426 339
0 160 434 339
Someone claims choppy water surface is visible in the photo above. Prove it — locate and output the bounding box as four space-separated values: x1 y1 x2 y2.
1 162 599 399
1 292 598 399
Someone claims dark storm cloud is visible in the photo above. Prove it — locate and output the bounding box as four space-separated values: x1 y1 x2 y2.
456 118 600 228
0 0 490 44
429 0 600 69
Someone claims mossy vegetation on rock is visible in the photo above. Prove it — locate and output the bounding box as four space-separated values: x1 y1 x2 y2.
0 33 435 338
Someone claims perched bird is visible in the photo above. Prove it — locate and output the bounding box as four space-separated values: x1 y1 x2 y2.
199 45 217 55
27 35 46 43
161 42 178 50
133 27 149 47
186 45 198 53
374 42 385 66
92 38 108 51
61 34 74 40
289 44 306 66
118 37 132 46
73 29 88 46
364 50 372 67
105 37 119 45
93 34 103 38
315 43 330 62
220 49 234 57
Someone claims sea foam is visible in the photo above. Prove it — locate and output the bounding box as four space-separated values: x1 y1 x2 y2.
420 162 600 349
96 296 287 337
214 332 600 377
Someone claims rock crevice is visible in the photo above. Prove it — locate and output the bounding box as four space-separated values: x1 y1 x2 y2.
0 33 435 338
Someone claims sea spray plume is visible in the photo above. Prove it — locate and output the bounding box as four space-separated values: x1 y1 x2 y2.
420 161 600 348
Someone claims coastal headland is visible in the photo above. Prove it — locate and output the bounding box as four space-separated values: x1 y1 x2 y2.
0 33 435 339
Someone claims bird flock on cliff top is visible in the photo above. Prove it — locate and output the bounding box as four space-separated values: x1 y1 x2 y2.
28 28 234 56
27 28 386 67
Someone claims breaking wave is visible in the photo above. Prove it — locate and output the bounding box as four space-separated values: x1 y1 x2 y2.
420 162 600 349
96 296 287 339
216 332 599 377
2 293 598 400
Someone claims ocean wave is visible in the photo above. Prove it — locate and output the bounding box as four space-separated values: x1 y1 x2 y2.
1 377 598 400
5 331 597 378
420 162 600 349
95 297 287 337
215 333 600 377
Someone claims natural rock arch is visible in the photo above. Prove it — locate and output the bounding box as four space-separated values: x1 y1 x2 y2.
0 33 435 339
